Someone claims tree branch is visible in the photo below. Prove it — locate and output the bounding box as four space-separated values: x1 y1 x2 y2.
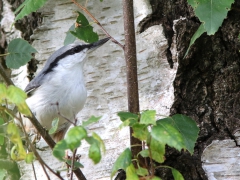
122 0 144 167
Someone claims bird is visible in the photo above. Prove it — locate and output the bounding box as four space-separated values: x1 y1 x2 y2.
21 37 109 142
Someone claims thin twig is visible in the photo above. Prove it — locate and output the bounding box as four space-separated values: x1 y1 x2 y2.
54 102 75 126
122 0 143 168
0 63 14 86
70 149 77 180
71 0 124 49
0 53 10 57
31 163 38 180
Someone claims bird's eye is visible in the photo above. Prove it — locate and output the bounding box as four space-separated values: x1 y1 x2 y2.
72 47 80 53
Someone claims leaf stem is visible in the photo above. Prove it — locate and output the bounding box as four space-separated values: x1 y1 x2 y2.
0 53 10 57
148 137 154 176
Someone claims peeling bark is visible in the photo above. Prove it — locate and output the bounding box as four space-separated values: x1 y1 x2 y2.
139 0 240 179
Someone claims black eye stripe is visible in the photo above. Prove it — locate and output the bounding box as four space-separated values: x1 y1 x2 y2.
43 44 90 75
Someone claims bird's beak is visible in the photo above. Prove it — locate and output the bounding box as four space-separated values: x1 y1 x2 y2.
88 37 110 51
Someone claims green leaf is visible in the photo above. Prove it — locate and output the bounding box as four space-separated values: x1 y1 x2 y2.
170 114 199 154
66 159 84 168
132 124 149 141
189 0 234 35
187 0 198 9
0 169 7 180
6 38 37 69
70 11 99 43
171 168 184 180
0 135 4 146
64 24 77 45
15 0 48 21
136 166 148 176
6 85 27 104
65 126 87 151
89 140 101 164
111 148 132 178
92 132 106 153
119 119 131 129
151 177 162 180
148 136 165 163
0 118 4 145
0 84 7 101
49 118 59 135
7 123 27 160
152 118 186 151
25 152 35 164
7 85 31 116
117 111 138 124
82 116 101 127
184 23 206 58
140 110 156 125
53 140 68 161
126 164 139 180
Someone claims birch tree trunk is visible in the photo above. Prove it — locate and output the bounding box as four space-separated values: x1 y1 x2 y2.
1 0 240 179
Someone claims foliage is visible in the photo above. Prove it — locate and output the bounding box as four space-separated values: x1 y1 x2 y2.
0 83 33 162
111 110 199 179
70 11 99 43
53 116 104 165
14 0 48 21
185 0 234 57
5 38 37 69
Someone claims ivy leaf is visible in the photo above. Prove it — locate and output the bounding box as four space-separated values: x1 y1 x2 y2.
140 110 156 125
170 114 199 154
184 23 206 58
152 118 186 151
111 148 132 179
64 24 77 45
70 11 99 43
82 116 101 127
65 126 87 151
48 118 59 135
15 0 48 21
6 38 37 69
